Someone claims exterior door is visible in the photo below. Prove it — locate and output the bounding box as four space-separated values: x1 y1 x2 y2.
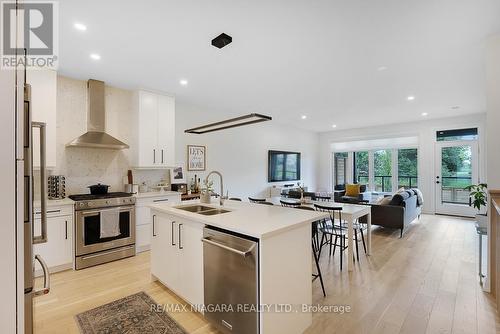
435 141 478 216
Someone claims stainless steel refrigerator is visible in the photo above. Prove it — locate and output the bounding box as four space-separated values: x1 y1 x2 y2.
22 70 51 334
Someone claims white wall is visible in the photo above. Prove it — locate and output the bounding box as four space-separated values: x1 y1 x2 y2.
486 35 500 190
318 114 486 213
175 104 320 199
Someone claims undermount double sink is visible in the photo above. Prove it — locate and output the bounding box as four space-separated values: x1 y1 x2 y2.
174 204 231 216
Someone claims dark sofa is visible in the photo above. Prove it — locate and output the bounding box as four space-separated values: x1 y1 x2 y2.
334 184 372 203
360 189 422 237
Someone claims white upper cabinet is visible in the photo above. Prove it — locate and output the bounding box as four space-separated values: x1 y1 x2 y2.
27 69 57 168
132 90 175 168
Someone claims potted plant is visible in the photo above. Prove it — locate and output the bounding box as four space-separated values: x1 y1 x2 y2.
465 183 488 228
200 179 214 204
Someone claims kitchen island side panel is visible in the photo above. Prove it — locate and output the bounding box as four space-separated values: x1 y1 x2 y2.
259 223 312 334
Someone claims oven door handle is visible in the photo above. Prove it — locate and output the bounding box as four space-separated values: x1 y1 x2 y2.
81 210 100 216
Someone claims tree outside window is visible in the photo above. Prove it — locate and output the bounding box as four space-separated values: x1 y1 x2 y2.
398 148 418 189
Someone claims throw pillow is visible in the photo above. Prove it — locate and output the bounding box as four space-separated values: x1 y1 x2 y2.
376 196 392 205
345 184 361 197
380 196 392 205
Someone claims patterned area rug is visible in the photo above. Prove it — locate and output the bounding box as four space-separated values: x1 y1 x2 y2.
75 292 187 334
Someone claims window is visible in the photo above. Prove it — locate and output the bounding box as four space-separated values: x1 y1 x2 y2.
398 148 418 189
332 146 418 193
353 151 369 185
374 150 392 192
436 128 478 141
333 152 348 187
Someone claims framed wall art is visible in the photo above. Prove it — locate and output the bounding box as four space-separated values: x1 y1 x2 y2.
187 145 206 171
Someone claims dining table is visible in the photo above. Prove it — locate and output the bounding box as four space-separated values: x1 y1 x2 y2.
268 197 372 271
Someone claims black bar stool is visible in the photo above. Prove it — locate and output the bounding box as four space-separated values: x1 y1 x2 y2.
248 197 266 203
297 206 326 297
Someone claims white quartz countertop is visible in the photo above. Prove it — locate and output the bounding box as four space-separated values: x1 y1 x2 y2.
34 198 74 208
149 199 329 239
134 191 180 199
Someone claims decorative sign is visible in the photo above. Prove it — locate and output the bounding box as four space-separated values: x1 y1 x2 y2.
187 145 206 171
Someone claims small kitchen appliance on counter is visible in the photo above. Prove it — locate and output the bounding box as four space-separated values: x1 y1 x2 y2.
171 183 188 195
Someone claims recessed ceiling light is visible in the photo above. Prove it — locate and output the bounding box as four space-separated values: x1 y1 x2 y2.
301 115 307 120
407 96 416 101
332 124 337 128
89 53 101 60
74 22 87 31
421 112 428 116
377 66 388 71
179 79 188 86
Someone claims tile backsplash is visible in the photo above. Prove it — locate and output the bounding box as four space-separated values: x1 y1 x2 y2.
32 76 171 198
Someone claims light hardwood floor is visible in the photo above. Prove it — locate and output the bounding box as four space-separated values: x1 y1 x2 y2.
34 214 499 334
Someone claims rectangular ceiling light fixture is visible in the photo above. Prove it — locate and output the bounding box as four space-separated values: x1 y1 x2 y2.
184 113 272 134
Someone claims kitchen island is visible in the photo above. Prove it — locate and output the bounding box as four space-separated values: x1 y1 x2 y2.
149 199 329 334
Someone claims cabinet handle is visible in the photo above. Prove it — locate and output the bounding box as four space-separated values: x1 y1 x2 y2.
162 149 164 164
35 209 61 215
153 149 156 164
178 223 183 250
65 220 68 240
152 215 157 237
171 221 176 246
153 198 169 203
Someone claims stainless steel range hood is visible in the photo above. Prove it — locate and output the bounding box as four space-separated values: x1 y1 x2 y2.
66 79 129 149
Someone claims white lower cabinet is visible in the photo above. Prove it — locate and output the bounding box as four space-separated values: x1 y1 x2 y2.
151 214 204 307
33 212 73 276
135 193 181 253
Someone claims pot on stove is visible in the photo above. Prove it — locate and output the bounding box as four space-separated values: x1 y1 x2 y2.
87 183 110 195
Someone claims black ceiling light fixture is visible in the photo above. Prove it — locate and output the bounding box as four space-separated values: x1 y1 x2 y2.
211 33 232 49
185 113 272 134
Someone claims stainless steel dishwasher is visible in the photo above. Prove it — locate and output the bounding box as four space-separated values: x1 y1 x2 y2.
202 226 259 334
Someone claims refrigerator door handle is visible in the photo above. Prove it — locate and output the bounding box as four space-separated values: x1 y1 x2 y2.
33 255 50 296
32 122 47 244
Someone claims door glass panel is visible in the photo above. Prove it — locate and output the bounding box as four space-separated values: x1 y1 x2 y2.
374 150 392 192
333 152 348 187
398 148 418 189
441 146 472 205
354 151 369 185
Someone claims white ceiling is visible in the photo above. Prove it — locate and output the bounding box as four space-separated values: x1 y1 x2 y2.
58 0 500 132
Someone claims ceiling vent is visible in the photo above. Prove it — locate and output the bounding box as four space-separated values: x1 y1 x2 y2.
211 33 232 49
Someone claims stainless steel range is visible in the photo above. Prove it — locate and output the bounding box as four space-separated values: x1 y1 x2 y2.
69 192 136 270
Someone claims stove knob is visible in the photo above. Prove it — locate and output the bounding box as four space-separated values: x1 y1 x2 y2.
106 200 109 204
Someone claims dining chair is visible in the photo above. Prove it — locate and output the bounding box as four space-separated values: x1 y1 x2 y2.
248 197 266 203
257 201 274 206
314 203 348 271
228 197 242 201
315 195 332 202
296 206 326 297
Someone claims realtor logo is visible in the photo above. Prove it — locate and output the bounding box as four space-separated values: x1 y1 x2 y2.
1 1 58 69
